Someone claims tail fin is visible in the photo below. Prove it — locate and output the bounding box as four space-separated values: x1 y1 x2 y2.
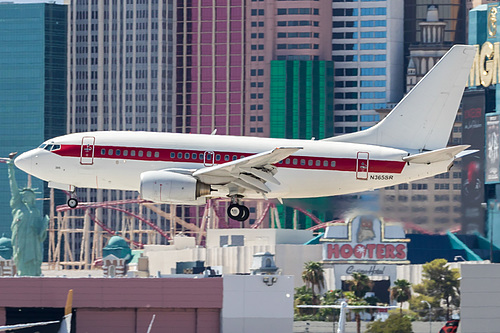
323 45 477 151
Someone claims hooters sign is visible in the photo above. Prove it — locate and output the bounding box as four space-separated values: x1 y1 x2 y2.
321 215 409 264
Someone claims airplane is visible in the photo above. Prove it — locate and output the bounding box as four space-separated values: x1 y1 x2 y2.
14 45 476 222
0 289 72 332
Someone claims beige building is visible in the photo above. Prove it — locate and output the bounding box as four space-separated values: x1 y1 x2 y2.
379 5 462 233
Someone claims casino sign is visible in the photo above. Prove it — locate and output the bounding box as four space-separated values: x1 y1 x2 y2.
321 215 410 264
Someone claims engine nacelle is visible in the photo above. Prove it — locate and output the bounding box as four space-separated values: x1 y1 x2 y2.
140 170 211 204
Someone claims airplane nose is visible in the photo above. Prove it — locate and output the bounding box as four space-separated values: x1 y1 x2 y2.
14 150 34 174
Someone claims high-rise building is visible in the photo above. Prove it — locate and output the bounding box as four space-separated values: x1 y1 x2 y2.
67 0 175 245
248 1 333 138
404 0 466 70
380 5 463 233
331 1 404 135
0 3 67 236
175 0 245 135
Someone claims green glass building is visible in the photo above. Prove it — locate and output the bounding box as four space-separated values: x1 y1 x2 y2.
269 60 334 229
270 60 334 140
0 3 67 236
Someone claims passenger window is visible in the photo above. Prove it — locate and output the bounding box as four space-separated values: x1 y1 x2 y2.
101 149 106 155
154 152 159 158
170 152 175 158
116 149 121 156
192 153 197 159
323 160 328 167
138 151 143 157
331 161 336 167
293 159 298 165
301 159 305 166
308 160 313 166
108 149 113 155
123 150 128 157
285 158 290 164
216 154 221 161
316 160 320 167
178 152 182 159
131 150 136 157
224 155 229 161
185 153 190 159
147 151 152 158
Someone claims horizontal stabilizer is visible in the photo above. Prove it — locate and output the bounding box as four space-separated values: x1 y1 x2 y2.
402 145 470 164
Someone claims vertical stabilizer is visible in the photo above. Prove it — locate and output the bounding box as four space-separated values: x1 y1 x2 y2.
323 45 476 151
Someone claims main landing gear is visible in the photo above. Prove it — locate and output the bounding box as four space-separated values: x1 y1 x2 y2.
227 196 249 222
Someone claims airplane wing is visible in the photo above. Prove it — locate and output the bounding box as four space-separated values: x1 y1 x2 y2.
192 147 302 194
0 321 60 331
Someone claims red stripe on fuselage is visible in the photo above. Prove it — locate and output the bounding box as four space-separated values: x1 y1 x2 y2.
53 144 406 174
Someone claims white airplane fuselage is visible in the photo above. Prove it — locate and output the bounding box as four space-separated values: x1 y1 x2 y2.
16 130 450 202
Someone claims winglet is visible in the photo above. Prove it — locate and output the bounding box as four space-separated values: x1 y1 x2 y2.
64 289 73 316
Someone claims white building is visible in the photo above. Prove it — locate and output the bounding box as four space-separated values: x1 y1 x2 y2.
331 1 404 134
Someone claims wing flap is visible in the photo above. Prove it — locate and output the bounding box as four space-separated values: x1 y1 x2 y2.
192 147 301 193
402 145 470 164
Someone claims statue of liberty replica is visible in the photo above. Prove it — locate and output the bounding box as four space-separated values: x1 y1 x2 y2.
5 155 48 276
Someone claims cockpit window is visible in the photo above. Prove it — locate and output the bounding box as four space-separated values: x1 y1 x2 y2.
51 145 61 151
44 144 53 151
38 144 47 149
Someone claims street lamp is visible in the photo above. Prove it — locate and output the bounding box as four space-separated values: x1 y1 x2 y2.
421 300 431 333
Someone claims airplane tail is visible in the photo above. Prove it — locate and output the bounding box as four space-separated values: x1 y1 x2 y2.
323 45 477 151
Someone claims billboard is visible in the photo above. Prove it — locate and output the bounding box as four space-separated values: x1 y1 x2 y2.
321 215 409 264
486 114 500 183
461 90 486 234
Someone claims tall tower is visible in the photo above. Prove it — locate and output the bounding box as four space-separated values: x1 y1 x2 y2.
331 1 404 135
380 5 462 233
175 0 245 135
67 0 175 250
406 5 450 92
0 3 67 236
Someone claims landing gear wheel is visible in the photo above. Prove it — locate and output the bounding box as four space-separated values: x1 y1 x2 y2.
67 197 78 209
227 204 250 222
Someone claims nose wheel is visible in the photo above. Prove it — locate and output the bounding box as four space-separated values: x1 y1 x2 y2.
227 203 250 222
67 197 79 209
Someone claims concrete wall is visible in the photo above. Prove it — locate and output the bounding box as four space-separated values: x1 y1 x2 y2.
145 243 322 288
0 277 222 333
205 229 313 248
461 264 500 333
221 275 294 333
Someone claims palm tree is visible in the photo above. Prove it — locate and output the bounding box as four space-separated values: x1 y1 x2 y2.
301 261 325 303
346 273 372 333
347 272 372 298
390 279 412 314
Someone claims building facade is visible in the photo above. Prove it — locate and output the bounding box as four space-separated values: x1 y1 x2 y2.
331 1 404 135
379 5 463 233
0 3 67 236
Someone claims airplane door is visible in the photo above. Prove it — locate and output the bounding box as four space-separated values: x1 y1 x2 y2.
356 152 369 180
80 136 95 165
204 151 214 166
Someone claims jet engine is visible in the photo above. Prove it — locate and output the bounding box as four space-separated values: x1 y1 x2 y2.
140 170 211 204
